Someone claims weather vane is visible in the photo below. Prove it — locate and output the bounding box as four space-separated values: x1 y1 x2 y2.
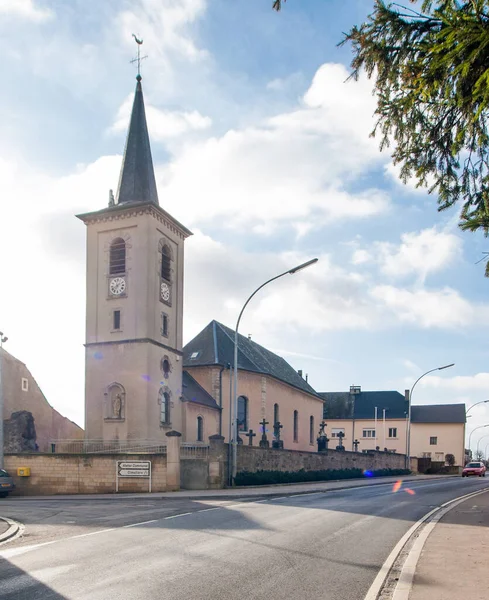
130 34 148 79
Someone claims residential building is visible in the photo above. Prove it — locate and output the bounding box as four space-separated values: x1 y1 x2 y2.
1 348 83 452
183 321 324 451
320 386 466 466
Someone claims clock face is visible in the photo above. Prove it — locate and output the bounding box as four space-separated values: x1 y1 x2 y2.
160 282 170 302
109 277 126 296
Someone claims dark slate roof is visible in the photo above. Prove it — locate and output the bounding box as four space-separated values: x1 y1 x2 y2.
411 404 466 423
182 371 220 410
116 77 159 206
183 320 321 398
320 390 408 420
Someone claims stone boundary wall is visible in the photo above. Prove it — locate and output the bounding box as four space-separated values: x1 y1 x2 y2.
4 453 167 496
235 445 407 474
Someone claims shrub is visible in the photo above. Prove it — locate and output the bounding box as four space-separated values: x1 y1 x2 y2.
234 467 411 487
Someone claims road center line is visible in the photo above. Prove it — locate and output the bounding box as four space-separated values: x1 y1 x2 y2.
196 507 222 513
123 520 158 528
165 512 192 519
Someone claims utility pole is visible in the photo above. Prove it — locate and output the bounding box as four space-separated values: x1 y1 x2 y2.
0 332 8 469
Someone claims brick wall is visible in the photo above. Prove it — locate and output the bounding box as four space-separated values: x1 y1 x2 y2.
236 445 406 474
4 453 167 495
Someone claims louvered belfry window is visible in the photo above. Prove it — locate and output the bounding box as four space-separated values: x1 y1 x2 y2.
161 245 171 281
110 238 126 275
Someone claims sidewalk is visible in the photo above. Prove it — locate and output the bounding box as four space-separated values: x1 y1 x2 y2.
4 473 454 501
410 487 489 600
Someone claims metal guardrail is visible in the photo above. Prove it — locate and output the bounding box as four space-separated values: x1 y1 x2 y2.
49 439 167 455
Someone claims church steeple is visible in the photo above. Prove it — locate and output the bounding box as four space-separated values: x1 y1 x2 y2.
116 74 159 206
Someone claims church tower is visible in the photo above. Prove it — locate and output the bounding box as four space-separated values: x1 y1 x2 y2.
77 71 191 444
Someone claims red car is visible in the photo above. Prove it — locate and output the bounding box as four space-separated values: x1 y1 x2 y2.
462 461 486 477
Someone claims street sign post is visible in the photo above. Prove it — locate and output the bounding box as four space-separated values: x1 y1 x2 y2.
116 460 152 492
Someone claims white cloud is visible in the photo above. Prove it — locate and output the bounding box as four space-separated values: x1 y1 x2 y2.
376 227 462 280
111 94 211 140
351 249 372 265
421 373 489 393
0 0 53 21
371 285 477 328
158 63 390 232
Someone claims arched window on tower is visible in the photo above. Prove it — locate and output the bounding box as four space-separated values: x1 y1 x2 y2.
197 416 204 442
293 410 299 443
161 244 171 282
159 388 171 425
110 238 126 275
310 416 314 445
274 403 279 425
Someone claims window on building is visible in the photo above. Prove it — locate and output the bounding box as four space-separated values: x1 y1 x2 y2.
161 244 171 282
21 378 29 392
162 313 168 337
197 416 204 442
388 427 397 438
113 310 121 330
430 436 438 445
274 403 279 425
159 389 170 425
362 429 376 438
109 238 126 275
310 416 314 445
237 396 248 431
331 428 345 438
422 452 432 458
293 410 299 442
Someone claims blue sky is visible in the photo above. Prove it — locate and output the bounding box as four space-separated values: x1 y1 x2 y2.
2 0 489 453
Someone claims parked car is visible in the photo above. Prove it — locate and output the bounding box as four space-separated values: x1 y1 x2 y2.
462 461 486 477
0 469 15 497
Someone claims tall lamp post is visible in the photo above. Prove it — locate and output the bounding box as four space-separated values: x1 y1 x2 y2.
468 424 489 457
476 433 489 458
0 332 8 469
231 258 318 484
405 363 455 469
466 400 489 415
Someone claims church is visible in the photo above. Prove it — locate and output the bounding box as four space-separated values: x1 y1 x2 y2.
77 70 324 452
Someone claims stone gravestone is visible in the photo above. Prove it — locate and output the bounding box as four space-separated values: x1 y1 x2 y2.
259 418 270 448
317 420 328 452
272 421 284 449
245 429 256 447
336 430 346 452
353 439 360 452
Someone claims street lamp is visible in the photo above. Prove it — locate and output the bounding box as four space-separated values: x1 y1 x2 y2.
468 424 489 456
476 433 489 457
0 332 8 469
405 363 455 469
231 258 318 484
466 400 489 415
485 442 489 460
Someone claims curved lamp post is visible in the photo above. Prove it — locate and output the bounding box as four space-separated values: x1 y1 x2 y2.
231 258 318 484
476 433 489 458
485 442 489 460
0 331 8 469
468 424 489 457
405 363 455 469
466 400 489 415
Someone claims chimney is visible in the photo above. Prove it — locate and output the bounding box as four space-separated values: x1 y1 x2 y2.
298 369 303 378
350 385 361 395
305 374 308 383
248 334 252 340
405 389 410 402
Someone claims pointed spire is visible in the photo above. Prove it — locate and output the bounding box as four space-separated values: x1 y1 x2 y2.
116 75 159 206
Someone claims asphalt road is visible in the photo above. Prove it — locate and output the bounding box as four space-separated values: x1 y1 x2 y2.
1 477 488 600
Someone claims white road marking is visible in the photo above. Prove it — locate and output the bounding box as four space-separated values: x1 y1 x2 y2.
70 528 116 539
196 507 222 513
123 520 158 528
392 488 489 600
363 486 489 600
165 512 192 519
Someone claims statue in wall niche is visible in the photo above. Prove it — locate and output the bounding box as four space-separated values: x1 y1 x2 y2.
112 393 122 419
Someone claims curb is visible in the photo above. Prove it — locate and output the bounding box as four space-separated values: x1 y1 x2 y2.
0 517 21 545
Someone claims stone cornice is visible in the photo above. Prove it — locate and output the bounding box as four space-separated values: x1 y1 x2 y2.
85 337 183 356
76 202 192 240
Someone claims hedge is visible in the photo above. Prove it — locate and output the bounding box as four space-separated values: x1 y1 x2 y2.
234 468 411 487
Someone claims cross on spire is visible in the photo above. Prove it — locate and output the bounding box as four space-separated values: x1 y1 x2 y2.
130 34 148 80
